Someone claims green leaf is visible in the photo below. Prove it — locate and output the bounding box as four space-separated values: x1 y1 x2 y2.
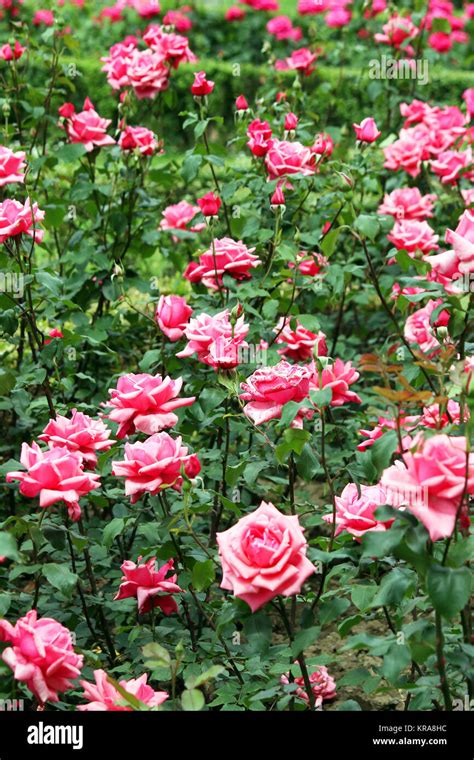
186 665 225 689
319 597 350 625
354 214 380 242
427 564 471 619
361 524 406 559
181 688 205 711
142 642 172 669
103 518 125 549
320 226 341 258
291 625 320 656
55 143 87 162
372 568 415 607
192 560 215 592
351 584 377 611
42 563 78 597
0 532 20 561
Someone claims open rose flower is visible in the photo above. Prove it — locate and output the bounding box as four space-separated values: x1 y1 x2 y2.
383 135 425 178
79 669 168 711
240 361 311 425
445 210 474 274
387 219 439 255
0 611 83 705
177 309 249 369
274 318 327 362
404 299 449 355
265 139 315 182
281 665 336 707
118 125 159 156
247 119 272 157
378 188 436 220
155 295 192 341
112 432 198 502
430 148 473 185
184 237 261 290
114 557 182 614
217 501 316 612
275 47 317 76
126 49 170 100
0 198 44 244
381 435 474 541
310 359 361 407
323 483 396 540
104 373 195 438
160 200 204 235
39 409 115 467
6 443 100 521
0 145 26 186
59 97 115 152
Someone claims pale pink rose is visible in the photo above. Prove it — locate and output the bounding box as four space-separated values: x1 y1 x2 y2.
310 359 361 407
281 665 336 707
143 27 196 68
160 200 204 234
79 669 168 711
323 482 396 540
383 136 425 178
0 146 26 186
425 248 462 285
6 443 99 521
431 148 473 185
357 415 417 452
265 139 315 181
387 219 439 254
39 409 115 467
104 373 195 438
374 14 418 52
352 117 381 143
118 125 159 156
381 435 474 541
445 210 474 274
404 299 450 355
378 188 436 220
114 556 182 614
247 119 272 157
112 432 197 502
0 198 44 244
60 98 115 152
155 295 192 341
126 49 170 99
462 189 474 207
101 39 137 90
424 105 467 146
240 360 311 425
0 611 83 705
422 400 467 429
176 309 249 369
217 501 316 612
184 237 261 290
274 318 327 362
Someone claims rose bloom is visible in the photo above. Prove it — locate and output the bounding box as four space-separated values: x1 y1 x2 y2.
265 139 315 181
155 294 192 341
60 97 115 152
39 409 115 467
323 483 396 540
184 237 261 290
240 360 311 425
431 148 473 185
176 309 249 369
112 432 197 502
310 359 361 407
311 132 333 157
100 39 137 90
240 0 279 8
0 145 26 186
114 556 182 614
0 41 26 61
383 136 425 178
378 188 436 220
197 191 221 216
217 501 316 612
289 251 328 277
33 9 54 25
160 200 204 234
463 88 474 117
358 415 416 452
105 373 195 438
274 318 327 362
387 219 439 255
163 10 192 32
284 112 298 131
404 298 449 355
225 5 246 20
445 210 474 274
191 71 214 96
0 611 83 705
462 189 474 207
144 28 196 68
129 0 160 17
374 14 418 51
275 47 317 76
247 118 272 157
281 665 336 707
126 49 170 99
422 400 466 429
79 669 168 711
235 94 248 111
382 435 474 541
297 0 328 13
118 125 159 156
353 117 381 143
6 443 100 521
326 5 352 27
0 198 44 244
266 15 302 41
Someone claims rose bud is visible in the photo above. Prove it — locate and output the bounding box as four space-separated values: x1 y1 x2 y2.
197 191 221 217
352 117 381 143
191 71 215 96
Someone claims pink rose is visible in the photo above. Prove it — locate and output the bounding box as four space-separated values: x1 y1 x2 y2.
0 611 83 704
217 501 316 612
289 251 328 277
265 139 315 181
445 210 474 274
422 400 467 429
105 373 195 438
378 188 436 220
114 556 182 614
0 41 26 61
160 200 204 234
112 432 197 502
381 435 474 541
225 5 246 20
163 10 192 32
176 309 249 369
276 47 317 76
101 39 137 90
235 94 249 111
281 665 336 707
240 360 311 425
184 237 261 290
79 669 167 711
353 117 381 143
311 132 334 157
60 98 115 152
126 49 170 100
404 298 449 355
323 483 395 540
0 198 44 244
274 318 327 362
39 409 115 467
33 9 54 25
383 136 425 178
191 71 214 96
247 119 273 157
0 145 26 186
128 0 160 17
431 148 473 185
463 88 474 118
297 0 328 13
266 15 302 41
374 14 418 51
197 191 221 217
284 112 299 131
310 358 361 407
155 294 192 341
6 443 100 521
118 125 159 156
144 28 196 68
387 219 439 255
